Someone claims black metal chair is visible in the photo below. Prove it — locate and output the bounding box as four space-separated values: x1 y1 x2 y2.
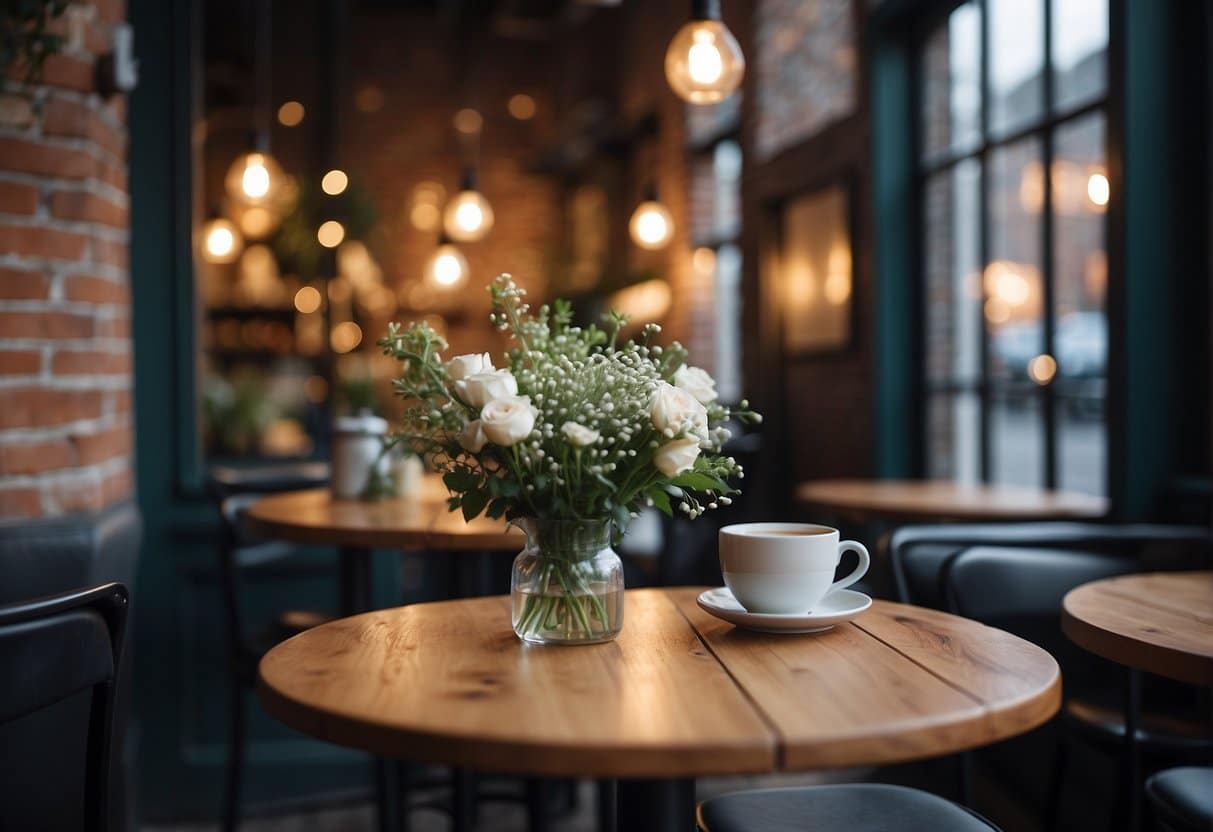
1145 767 1213 832
0 582 128 832
209 462 336 832
940 541 1212 830
697 784 1002 832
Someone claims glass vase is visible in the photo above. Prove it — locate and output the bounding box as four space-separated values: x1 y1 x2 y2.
510 517 624 645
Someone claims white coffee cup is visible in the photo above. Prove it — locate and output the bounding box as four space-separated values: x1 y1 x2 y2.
718 523 870 614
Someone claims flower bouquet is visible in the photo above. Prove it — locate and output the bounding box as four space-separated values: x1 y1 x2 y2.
380 275 760 644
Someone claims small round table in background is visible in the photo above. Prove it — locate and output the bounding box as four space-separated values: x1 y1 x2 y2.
1063 571 1213 687
796 478 1109 524
258 587 1061 832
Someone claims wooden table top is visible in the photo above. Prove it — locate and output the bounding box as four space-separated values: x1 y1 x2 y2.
244 477 520 551
257 587 1061 778
1062 571 1213 686
796 478 1109 523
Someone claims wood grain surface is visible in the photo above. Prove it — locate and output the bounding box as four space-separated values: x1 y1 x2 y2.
795 479 1108 522
258 588 1061 777
244 478 518 551
1062 571 1213 685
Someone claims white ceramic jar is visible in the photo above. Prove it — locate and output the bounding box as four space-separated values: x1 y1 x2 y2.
331 412 389 499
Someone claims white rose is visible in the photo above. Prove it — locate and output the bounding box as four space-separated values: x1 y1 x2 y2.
674 365 718 404
561 422 600 447
458 420 487 453
446 352 494 381
653 437 702 477
480 396 537 446
454 369 518 408
650 382 708 439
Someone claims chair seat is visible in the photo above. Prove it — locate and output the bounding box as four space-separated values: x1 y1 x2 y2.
1146 767 1213 832
1065 698 1212 753
697 784 999 832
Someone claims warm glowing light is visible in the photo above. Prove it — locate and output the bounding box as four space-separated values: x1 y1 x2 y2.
304 375 328 403
202 218 242 264
665 19 745 104
317 220 345 248
608 279 673 322
355 86 384 113
984 298 1010 324
628 200 674 250
294 285 322 314
330 321 363 353
410 203 441 231
454 108 483 135
425 243 469 289
321 169 349 195
238 206 274 238
225 151 285 208
1087 172 1110 207
1028 353 1057 385
277 101 304 126
692 247 716 273
824 271 851 306
984 261 1033 307
443 190 494 242
508 94 536 120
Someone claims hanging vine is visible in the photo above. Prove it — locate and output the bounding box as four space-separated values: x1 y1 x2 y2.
1 1 70 89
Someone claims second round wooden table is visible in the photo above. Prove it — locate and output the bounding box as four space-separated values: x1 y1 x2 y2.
258 587 1061 831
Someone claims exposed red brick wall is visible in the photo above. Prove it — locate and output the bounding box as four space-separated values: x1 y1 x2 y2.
0 1 132 519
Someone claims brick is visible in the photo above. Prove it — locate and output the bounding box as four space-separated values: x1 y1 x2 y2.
49 476 103 513
0 388 103 429
97 158 126 191
101 466 133 504
91 236 128 268
0 487 42 518
43 97 127 159
0 310 94 339
0 439 75 475
94 0 125 25
38 55 95 93
96 315 130 338
0 137 95 179
0 349 42 375
0 93 35 128
50 189 127 227
0 180 39 215
0 222 90 260
105 388 132 414
0 268 50 300
72 425 130 465
52 348 131 375
64 273 127 304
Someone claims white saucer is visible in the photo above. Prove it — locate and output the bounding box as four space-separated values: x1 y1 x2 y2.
696 587 872 634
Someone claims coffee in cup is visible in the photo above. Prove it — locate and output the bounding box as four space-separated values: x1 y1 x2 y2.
718 523 869 614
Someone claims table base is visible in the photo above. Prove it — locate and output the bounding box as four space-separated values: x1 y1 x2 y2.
616 778 696 832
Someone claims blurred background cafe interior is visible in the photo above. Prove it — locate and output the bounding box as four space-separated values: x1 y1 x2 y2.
0 0 1210 830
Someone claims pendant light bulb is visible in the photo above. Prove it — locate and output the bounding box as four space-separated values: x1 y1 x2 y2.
425 240 470 290
665 1 745 104
201 216 243 264
225 151 285 207
629 193 674 251
443 170 494 242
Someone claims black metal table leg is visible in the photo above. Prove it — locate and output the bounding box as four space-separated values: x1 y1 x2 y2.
1121 667 1142 832
452 768 478 832
338 545 373 615
617 778 695 832
596 779 617 832
376 759 404 832
526 778 551 832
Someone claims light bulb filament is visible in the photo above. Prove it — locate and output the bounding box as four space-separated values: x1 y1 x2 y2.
688 32 724 84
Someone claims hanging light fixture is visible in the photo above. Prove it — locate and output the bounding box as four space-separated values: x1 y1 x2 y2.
629 185 674 250
664 0 745 104
424 235 470 290
201 213 243 264
443 168 494 242
226 0 287 209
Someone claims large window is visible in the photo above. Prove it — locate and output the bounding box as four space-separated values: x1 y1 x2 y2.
918 0 1108 494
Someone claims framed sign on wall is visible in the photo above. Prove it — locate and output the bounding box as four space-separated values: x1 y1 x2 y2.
777 183 854 354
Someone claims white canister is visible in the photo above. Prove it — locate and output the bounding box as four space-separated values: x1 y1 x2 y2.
331 412 389 499
390 451 425 497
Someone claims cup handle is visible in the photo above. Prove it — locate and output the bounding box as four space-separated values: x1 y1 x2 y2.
830 541 870 594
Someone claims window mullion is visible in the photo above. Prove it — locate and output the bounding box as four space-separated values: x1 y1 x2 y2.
1042 0 1058 489
977 0 992 483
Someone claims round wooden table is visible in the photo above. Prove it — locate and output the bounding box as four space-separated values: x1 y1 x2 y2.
258 587 1061 830
1062 571 1213 686
796 478 1109 523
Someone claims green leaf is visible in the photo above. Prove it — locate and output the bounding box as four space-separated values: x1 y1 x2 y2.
611 503 631 536
672 471 729 493
461 488 489 522
485 498 508 519
444 469 480 493
647 487 673 517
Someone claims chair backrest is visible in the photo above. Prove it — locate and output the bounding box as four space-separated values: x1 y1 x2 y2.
890 521 1211 607
0 583 128 832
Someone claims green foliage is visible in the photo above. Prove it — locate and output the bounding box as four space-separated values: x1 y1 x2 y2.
1 1 69 89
